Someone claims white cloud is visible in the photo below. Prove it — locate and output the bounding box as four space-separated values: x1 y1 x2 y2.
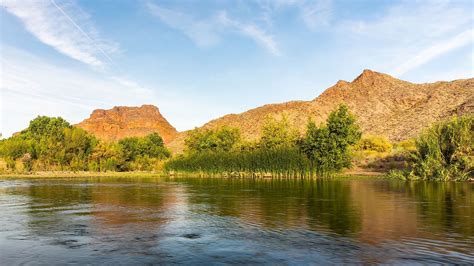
146 3 220 47
341 1 471 43
336 0 473 77
146 3 280 55
0 47 150 136
2 0 118 67
300 0 332 30
0 46 223 137
217 11 280 56
392 29 474 76
256 0 332 30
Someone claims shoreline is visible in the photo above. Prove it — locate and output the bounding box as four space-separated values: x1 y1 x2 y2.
0 171 165 179
0 169 385 179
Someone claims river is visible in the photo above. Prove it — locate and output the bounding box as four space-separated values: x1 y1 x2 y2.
0 176 473 264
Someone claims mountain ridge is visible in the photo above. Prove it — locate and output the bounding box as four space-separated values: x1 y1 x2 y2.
167 70 473 153
75 70 473 153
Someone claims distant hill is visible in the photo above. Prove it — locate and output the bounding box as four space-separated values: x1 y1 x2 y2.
77 105 178 144
167 70 473 153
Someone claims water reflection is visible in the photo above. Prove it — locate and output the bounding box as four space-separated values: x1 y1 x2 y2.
0 177 472 264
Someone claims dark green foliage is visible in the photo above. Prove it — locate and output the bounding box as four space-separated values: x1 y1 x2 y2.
118 133 170 171
185 126 241 153
0 136 35 161
0 116 170 172
301 104 361 176
23 116 71 140
408 115 473 181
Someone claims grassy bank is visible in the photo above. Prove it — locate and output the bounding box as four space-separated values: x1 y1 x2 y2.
0 171 165 179
0 168 385 179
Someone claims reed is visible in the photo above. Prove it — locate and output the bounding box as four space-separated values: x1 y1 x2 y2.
165 147 315 178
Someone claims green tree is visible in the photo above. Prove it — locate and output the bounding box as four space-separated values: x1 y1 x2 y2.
88 141 122 171
141 133 170 158
259 113 299 149
118 132 170 170
302 104 361 176
62 127 97 170
185 126 241 153
23 116 71 141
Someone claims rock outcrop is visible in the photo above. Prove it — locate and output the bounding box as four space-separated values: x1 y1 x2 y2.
77 105 178 144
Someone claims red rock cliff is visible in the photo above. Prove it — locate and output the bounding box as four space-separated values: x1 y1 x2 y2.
77 105 178 144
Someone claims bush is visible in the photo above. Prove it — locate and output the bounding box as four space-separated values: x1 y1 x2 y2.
407 115 473 181
259 113 299 149
395 139 416 152
185 126 241 153
355 135 392 153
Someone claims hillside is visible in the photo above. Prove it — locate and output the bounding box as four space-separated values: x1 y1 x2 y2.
77 105 178 144
167 70 473 153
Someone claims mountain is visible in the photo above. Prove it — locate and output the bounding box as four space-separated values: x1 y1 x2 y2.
167 70 473 153
77 105 178 144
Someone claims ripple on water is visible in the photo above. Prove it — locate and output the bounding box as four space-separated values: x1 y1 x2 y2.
0 177 473 264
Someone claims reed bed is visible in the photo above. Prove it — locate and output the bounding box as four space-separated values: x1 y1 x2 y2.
165 147 320 178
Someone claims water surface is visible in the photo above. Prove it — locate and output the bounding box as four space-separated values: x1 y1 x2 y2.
0 176 473 264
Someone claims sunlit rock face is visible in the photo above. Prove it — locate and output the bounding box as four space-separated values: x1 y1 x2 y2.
77 104 178 144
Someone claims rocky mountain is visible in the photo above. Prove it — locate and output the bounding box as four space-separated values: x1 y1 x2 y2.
167 70 473 153
77 105 178 144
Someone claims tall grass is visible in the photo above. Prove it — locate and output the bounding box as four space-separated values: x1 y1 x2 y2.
165 147 315 178
410 115 473 181
389 115 473 181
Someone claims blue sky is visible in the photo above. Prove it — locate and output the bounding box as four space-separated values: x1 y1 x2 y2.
1 0 473 137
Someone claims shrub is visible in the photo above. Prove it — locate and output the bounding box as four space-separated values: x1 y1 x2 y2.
395 139 416 152
408 115 473 181
390 115 474 181
259 113 299 149
355 135 392 153
185 126 241 153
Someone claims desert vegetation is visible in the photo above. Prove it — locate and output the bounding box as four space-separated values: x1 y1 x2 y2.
388 115 473 181
0 116 170 173
1 108 472 181
165 105 362 177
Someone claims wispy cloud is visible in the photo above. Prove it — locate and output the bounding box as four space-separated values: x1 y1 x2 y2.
337 0 473 77
146 3 220 47
393 29 474 76
0 46 220 136
2 0 118 67
256 0 332 30
299 0 332 30
146 2 280 55
216 11 280 56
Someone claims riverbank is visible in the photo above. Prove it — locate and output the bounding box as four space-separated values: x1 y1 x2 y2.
0 168 385 179
0 171 165 179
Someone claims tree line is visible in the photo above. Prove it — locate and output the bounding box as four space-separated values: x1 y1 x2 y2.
0 116 170 172
1 105 471 180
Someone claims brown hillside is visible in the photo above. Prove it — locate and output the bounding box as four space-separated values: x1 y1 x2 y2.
77 105 178 144
168 70 473 153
